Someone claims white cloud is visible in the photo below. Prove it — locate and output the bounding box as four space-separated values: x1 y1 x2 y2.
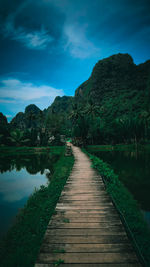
0 78 64 102
64 23 100 59
0 99 16 103
4 20 54 50
6 114 13 118
14 28 54 50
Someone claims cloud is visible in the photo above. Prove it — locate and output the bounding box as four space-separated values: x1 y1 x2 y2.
6 114 12 118
0 99 16 103
4 21 54 50
2 0 65 50
1 0 101 57
0 0 150 60
64 23 100 59
0 78 64 102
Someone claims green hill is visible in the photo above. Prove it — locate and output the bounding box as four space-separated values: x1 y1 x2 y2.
5 53 150 146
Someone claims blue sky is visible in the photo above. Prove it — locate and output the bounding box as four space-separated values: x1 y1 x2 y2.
0 0 150 120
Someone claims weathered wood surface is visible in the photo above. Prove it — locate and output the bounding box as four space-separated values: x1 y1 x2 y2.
35 144 142 267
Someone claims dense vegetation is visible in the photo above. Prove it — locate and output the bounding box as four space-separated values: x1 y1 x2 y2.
1 52 150 266
1 53 150 147
84 149 150 266
0 146 74 267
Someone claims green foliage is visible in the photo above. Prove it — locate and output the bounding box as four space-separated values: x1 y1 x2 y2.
53 249 65 254
8 129 27 146
83 149 150 266
54 259 64 266
0 113 10 145
63 218 70 223
0 147 74 267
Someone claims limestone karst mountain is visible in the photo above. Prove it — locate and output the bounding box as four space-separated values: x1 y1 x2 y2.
7 53 150 145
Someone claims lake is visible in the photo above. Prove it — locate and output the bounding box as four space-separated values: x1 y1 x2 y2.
0 152 59 240
87 147 150 227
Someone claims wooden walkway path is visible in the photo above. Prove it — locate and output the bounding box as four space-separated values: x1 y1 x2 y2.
35 144 142 267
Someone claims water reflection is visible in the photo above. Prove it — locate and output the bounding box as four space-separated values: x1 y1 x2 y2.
88 149 150 226
0 153 58 175
0 169 49 202
142 210 150 226
0 152 59 239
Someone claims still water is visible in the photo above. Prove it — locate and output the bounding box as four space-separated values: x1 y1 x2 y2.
87 148 150 226
0 152 59 239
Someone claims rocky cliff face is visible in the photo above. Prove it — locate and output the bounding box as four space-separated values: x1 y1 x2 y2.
75 53 150 118
46 96 73 115
11 104 44 130
0 113 9 144
0 112 8 126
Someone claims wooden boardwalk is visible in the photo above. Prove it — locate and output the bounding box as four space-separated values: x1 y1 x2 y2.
35 144 142 267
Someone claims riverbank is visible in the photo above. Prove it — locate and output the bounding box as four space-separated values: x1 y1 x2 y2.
84 149 150 266
0 146 64 155
0 146 74 267
86 143 150 151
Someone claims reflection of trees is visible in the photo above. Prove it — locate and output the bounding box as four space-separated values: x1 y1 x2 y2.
0 153 59 175
45 171 52 182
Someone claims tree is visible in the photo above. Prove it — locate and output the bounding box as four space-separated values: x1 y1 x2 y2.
69 104 84 125
7 129 30 146
83 100 101 144
84 99 100 118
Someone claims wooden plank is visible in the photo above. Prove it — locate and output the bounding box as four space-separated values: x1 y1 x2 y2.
45 228 126 236
57 202 113 206
66 182 103 184
58 200 112 204
62 192 106 196
50 215 121 222
59 196 111 201
43 235 129 244
54 211 120 217
37 252 138 264
40 242 133 253
48 222 122 228
55 210 119 215
63 184 104 188
35 264 142 267
56 205 114 210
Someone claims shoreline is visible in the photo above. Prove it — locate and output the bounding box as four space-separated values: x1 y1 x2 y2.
0 146 74 267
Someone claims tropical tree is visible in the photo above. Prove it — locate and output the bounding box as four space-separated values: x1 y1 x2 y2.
139 110 150 141
69 104 84 125
84 100 100 118
7 129 30 146
83 100 101 144
68 103 89 144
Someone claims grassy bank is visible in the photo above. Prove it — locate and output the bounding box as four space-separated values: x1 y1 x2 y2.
0 146 74 267
86 143 150 152
84 149 150 267
0 146 62 155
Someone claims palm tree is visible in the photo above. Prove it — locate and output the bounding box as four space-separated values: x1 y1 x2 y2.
7 129 30 146
69 104 84 125
84 100 100 118
83 100 101 144
139 110 150 140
